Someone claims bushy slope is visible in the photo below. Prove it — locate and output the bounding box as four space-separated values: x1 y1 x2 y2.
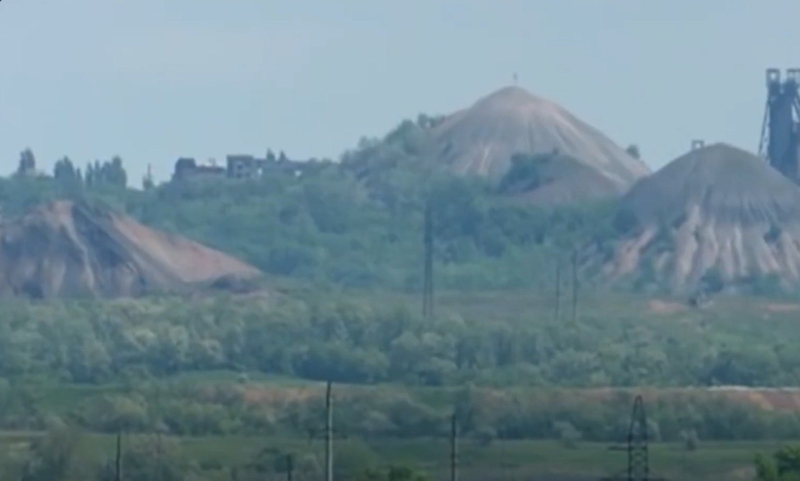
123 152 620 291
498 153 624 205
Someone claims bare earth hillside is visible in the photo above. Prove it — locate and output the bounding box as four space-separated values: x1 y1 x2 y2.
432 86 651 192
221 382 800 415
607 143 800 291
498 152 625 205
0 200 260 299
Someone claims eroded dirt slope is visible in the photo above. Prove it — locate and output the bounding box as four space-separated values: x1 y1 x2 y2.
607 143 800 290
0 200 260 299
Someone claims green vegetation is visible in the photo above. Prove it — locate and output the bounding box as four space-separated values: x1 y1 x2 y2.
2 290 800 390
0 427 792 481
755 445 800 481
0 291 797 446
1 123 799 480
6 124 624 293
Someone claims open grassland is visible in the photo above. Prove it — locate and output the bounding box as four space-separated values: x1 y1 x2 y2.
0 431 786 481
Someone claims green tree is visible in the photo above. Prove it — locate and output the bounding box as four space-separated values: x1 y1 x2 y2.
755 446 800 481
53 157 79 185
105 156 128 187
626 144 641 159
15 148 36 177
142 168 155 191
19 425 84 481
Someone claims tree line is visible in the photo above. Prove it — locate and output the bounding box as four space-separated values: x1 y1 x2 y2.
14 148 128 189
0 293 796 388
2 122 627 294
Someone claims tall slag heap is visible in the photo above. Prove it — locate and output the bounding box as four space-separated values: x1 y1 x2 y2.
760 68 800 182
606 143 800 292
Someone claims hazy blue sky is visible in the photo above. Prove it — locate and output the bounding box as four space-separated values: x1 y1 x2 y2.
1 0 800 185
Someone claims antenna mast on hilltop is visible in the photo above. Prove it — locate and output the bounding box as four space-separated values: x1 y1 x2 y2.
759 68 800 183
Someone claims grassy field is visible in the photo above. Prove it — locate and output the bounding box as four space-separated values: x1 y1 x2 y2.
4 374 790 481
0 431 781 481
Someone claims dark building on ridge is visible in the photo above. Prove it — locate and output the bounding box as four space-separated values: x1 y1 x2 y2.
170 151 332 182
226 155 264 179
171 158 225 181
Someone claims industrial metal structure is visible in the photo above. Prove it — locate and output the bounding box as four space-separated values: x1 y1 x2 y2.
602 395 664 481
627 396 649 481
759 68 800 182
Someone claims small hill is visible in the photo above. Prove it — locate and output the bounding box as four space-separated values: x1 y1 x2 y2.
431 86 650 194
0 200 261 299
497 152 624 205
607 143 800 291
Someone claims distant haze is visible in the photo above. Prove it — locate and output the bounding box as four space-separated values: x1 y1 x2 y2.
1 0 799 185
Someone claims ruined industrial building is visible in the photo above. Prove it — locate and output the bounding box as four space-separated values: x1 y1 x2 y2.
171 151 331 182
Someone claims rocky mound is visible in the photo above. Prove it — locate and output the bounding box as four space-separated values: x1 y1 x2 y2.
0 200 261 299
432 86 650 194
498 152 623 205
607 143 800 291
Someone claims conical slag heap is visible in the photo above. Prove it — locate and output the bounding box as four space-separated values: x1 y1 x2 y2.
432 86 650 191
608 143 800 290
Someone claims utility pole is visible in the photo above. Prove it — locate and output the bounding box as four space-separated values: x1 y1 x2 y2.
286 454 294 481
571 249 579 324
450 414 458 481
555 257 562 322
423 200 434 320
115 431 122 481
325 381 333 481
154 383 164 481
628 396 649 481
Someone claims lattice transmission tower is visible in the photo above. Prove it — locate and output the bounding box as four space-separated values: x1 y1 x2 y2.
602 396 663 481
627 395 649 481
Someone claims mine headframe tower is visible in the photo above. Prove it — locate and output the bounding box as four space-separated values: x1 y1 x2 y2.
759 68 800 182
